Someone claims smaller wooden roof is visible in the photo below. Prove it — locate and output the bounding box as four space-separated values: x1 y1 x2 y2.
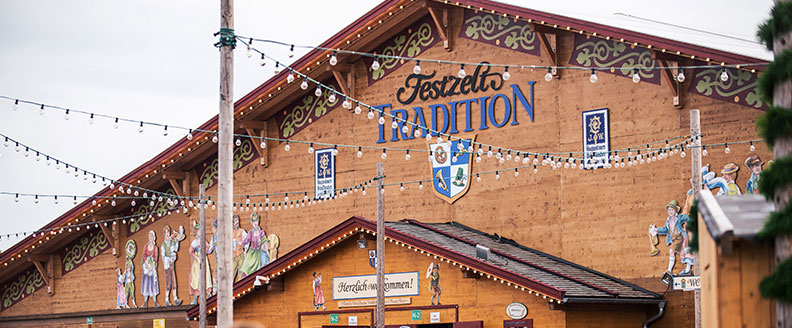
698 192 775 241
187 216 660 318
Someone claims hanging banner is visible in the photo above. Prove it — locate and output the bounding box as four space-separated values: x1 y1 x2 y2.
315 148 335 199
582 108 609 168
333 271 419 300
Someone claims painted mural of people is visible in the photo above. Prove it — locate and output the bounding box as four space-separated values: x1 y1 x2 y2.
189 220 213 305
116 268 126 309
706 163 741 195
140 230 160 307
426 262 441 305
160 225 185 306
232 215 248 282
124 240 137 308
745 155 764 194
649 201 693 276
312 272 326 311
208 219 219 296
239 213 267 278
267 234 280 262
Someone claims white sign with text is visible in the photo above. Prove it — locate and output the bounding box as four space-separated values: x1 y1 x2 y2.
333 271 419 300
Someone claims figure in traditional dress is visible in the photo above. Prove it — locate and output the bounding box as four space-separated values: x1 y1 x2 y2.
232 215 248 282
140 230 160 307
706 163 741 195
650 201 693 276
208 219 219 296
239 213 267 278
123 240 137 308
160 225 185 306
267 234 280 262
116 268 127 309
312 272 326 311
745 155 764 194
427 262 441 305
189 220 213 305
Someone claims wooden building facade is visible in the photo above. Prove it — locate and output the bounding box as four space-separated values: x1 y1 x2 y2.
0 0 773 327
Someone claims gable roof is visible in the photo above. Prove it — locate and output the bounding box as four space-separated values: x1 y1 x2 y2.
186 216 660 318
698 192 774 241
1 0 768 284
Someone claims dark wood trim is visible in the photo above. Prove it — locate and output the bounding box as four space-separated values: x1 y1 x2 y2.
298 308 374 328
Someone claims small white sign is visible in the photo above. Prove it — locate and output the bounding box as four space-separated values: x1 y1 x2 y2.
315 148 335 199
672 276 701 291
506 302 528 319
348 315 358 325
430 312 440 323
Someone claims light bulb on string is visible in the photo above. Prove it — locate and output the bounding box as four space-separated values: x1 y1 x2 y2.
391 120 398 129
14 194 18 202
724 144 730 154
378 116 386 125
720 70 729 82
138 122 144 133
419 182 423 190
12 99 19 111
401 124 410 134
495 171 501 180
680 148 686 158
357 147 363 158
476 174 481 182
750 142 755 152
35 152 40 161
260 139 266 149
73 196 77 204
413 61 421 74
288 45 295 58
332 144 338 156
371 57 380 71
414 128 423 138
703 146 708 156
400 183 404 192
308 143 314 154
354 102 362 114
246 42 252 58
514 168 519 177
64 109 70 120
284 142 290 152
502 67 511 81
314 85 323 97
381 149 387 159
260 53 266 66
425 133 432 142
545 68 553 82
235 138 242 147
212 134 218 143
163 126 168 136
300 79 309 90
404 150 411 161
632 69 640 83
39 104 44 115
113 118 119 129
458 64 466 78
328 92 336 103
287 70 295 83
342 97 351 109
589 69 598 83
329 51 338 66
676 68 685 83
34 195 39 204
187 129 193 140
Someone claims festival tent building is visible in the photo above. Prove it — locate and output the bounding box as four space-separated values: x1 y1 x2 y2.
0 0 773 327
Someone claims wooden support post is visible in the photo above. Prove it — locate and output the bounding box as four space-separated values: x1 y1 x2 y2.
690 110 702 328
199 184 207 328
375 162 385 328
427 5 451 50
217 0 235 324
531 24 558 76
27 255 53 294
240 120 269 166
93 216 117 257
655 56 682 108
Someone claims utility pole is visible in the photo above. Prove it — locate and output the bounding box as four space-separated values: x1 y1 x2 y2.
199 184 207 328
375 162 385 328
771 1 792 325
689 109 702 328
217 0 234 325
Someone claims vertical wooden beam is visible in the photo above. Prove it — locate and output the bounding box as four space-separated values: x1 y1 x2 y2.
375 162 385 328
218 0 235 324
690 110 702 328
427 7 451 50
199 184 207 328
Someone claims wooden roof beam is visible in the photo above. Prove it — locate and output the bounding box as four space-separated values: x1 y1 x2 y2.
427 3 451 51
531 23 559 77
652 51 684 108
239 120 269 166
327 64 356 101
27 255 54 294
92 215 118 257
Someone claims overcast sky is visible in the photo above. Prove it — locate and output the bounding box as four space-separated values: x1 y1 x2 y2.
0 0 773 251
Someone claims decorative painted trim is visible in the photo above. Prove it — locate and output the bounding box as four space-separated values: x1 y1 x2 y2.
1 266 45 312
275 80 342 139
197 138 259 191
459 10 541 56
688 66 766 110
127 187 179 236
60 231 111 275
569 33 660 85
363 17 440 85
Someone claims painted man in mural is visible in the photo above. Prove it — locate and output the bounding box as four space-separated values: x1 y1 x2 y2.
745 155 764 194
189 220 213 305
706 163 741 195
140 230 159 307
427 262 441 305
160 225 185 306
239 213 267 278
649 201 693 276
207 219 219 296
312 272 326 311
123 240 137 308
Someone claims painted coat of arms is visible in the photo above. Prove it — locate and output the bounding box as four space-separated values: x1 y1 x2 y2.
428 135 476 203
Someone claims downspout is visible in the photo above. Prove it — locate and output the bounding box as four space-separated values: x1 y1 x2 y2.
643 301 667 328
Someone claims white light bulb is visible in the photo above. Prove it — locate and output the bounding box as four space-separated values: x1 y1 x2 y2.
131 200 136 206
329 53 338 66
724 145 730 154
246 46 252 58
676 71 686 83
64 111 70 120
414 129 422 138
39 105 44 115
458 65 466 78
356 149 363 158
381 151 387 159
419 183 424 190
367 110 375 120
371 58 380 71
502 68 511 81
235 138 241 146
12 100 18 111
187 132 193 140
750 143 756 152
720 70 729 82
476 156 481 163
284 143 290 151
391 121 398 129
378 116 385 125
514 170 519 177
402 125 410 134
632 72 640 83
113 120 119 129
545 71 553 82
260 140 266 149
287 71 295 83
496 172 501 180
343 98 351 109
328 93 336 103
300 79 309 90
703 148 708 156
425 134 432 141
405 152 411 161
589 70 598 83
308 145 314 154
212 135 218 143
413 62 421 74
315 86 322 97
138 124 144 133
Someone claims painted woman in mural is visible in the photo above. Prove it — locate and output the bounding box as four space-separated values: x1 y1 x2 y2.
312 272 326 311
124 240 137 308
745 155 764 194
239 213 267 278
232 215 248 282
649 201 693 276
189 220 213 305
426 262 441 305
116 268 126 309
140 230 160 307
160 225 185 306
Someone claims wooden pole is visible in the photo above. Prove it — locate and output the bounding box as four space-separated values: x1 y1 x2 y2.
217 0 234 325
375 162 385 328
199 184 207 328
771 2 792 324
689 109 702 328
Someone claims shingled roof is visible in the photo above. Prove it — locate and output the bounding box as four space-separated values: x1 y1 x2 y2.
188 216 660 318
